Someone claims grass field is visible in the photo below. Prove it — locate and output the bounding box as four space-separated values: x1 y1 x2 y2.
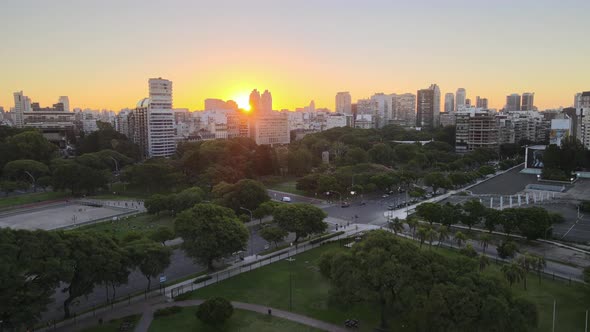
149 307 322 332
81 314 141 332
0 191 69 209
268 180 306 196
176 241 590 332
75 213 174 240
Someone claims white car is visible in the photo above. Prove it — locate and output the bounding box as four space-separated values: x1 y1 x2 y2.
281 196 292 202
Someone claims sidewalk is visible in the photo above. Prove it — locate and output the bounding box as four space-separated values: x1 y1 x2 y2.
136 300 349 332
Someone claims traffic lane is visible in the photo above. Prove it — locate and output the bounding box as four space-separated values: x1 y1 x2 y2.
267 190 323 205
321 192 417 225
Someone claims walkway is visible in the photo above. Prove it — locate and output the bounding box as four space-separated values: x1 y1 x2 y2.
135 300 348 332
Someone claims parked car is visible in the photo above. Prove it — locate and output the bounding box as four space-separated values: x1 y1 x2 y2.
281 196 292 202
382 194 389 198
341 201 351 208
387 205 395 210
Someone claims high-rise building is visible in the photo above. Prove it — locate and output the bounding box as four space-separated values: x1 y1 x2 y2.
13 91 31 128
476 96 488 109
455 88 466 111
260 90 272 113
430 84 441 127
204 98 238 111
393 93 416 126
417 88 435 128
444 93 454 113
455 110 498 153
371 93 392 128
335 92 352 114
575 93 582 108
506 94 521 111
249 89 261 113
522 92 535 111
58 96 70 112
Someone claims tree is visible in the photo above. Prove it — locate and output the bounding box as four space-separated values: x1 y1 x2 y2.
417 226 428 248
60 232 126 318
513 207 554 240
196 297 234 325
388 217 404 234
212 179 270 214
437 225 450 247
126 240 172 291
424 172 451 193
122 159 184 193
406 217 418 239
253 201 281 221
478 254 490 272
344 147 369 165
0 229 69 329
485 208 502 233
3 160 49 192
425 227 437 249
51 160 109 195
368 143 393 165
416 203 443 225
149 227 175 245
175 204 249 270
479 234 492 254
501 263 524 288
500 209 519 237
273 203 327 242
454 231 467 248
496 240 519 260
462 200 486 229
6 130 56 163
530 254 546 284
259 226 288 248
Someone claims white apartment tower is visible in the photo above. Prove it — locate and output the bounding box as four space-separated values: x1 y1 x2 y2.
144 78 176 158
444 93 454 113
58 96 70 112
13 91 31 128
456 88 466 112
335 92 352 114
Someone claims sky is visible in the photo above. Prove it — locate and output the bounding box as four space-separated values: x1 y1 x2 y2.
1 0 589 111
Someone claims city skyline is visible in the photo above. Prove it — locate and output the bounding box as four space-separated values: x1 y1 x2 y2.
1 0 589 111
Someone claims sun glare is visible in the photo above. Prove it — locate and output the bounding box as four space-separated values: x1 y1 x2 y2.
234 94 250 111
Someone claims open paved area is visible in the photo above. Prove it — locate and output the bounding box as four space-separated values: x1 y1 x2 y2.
0 202 135 231
541 202 590 244
469 165 539 195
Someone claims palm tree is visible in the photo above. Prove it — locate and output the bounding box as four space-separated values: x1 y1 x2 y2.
406 217 418 239
529 254 547 284
437 226 450 248
478 254 490 273
454 231 467 248
388 217 404 235
479 234 492 254
417 226 428 248
517 253 535 290
501 263 524 288
426 228 437 250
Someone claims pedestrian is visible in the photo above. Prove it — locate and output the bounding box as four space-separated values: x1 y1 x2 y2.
268 309 272 315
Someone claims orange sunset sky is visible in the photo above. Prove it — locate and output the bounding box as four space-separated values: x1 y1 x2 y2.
1 0 588 112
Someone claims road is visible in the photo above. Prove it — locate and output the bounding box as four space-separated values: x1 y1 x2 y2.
43 185 584 321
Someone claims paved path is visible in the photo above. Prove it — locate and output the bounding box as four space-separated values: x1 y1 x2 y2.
135 300 348 332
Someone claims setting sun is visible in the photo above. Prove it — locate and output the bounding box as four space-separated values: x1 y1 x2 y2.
233 93 250 111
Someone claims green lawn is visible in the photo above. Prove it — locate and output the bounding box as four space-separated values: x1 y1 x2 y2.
176 243 380 332
0 191 69 209
268 180 306 196
176 241 590 332
81 314 140 332
74 213 174 240
149 307 322 332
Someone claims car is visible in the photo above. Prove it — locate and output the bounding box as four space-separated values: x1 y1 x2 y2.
264 244 270 250
382 194 389 198
387 205 395 210
425 194 433 198
341 202 351 208
359 201 367 206
281 196 292 202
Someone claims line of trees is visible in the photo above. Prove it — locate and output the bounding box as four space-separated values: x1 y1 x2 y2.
0 228 172 329
319 230 539 331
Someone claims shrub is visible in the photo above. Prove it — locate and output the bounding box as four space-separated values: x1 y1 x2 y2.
196 297 233 325
154 306 182 317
